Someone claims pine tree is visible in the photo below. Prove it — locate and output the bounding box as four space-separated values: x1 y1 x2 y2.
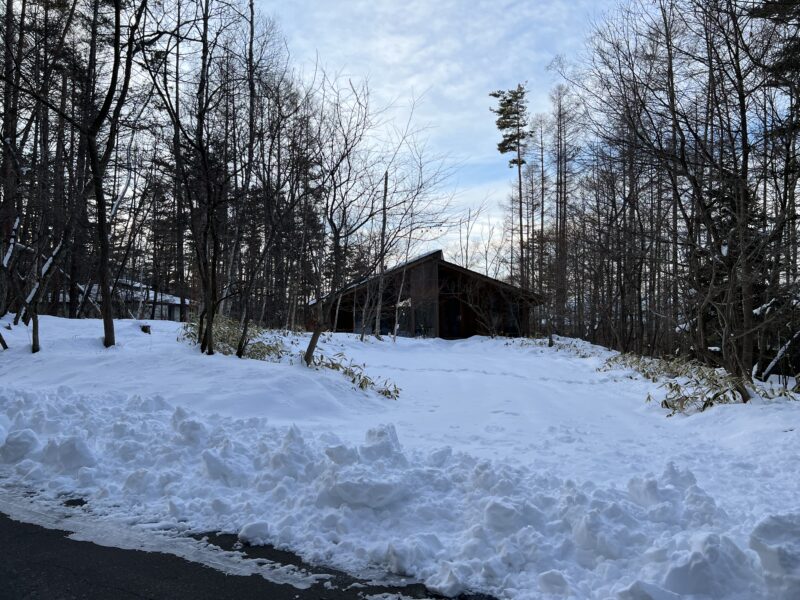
490 84 530 287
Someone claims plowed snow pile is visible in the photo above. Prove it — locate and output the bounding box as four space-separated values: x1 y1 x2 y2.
1 316 799 599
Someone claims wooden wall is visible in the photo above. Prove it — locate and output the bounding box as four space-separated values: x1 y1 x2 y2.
410 260 439 337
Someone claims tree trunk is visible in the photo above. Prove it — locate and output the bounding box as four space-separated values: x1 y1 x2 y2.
87 137 116 348
31 312 39 354
374 171 388 337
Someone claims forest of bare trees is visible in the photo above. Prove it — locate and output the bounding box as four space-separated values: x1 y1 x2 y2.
1 0 798 388
478 0 799 387
0 0 447 359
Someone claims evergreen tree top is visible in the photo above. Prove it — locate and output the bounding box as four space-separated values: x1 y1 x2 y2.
490 84 531 167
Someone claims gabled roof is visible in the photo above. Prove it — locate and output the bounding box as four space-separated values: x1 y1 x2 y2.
341 248 543 304
437 258 543 304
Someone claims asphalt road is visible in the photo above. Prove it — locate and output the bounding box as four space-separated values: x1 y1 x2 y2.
0 511 496 600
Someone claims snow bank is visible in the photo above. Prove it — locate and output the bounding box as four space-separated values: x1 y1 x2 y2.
0 385 792 599
750 513 800 599
1 316 799 599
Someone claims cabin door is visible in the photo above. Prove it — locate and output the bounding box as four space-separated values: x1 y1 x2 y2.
439 297 462 339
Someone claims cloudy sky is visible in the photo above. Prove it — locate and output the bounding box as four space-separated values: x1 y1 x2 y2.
269 0 615 212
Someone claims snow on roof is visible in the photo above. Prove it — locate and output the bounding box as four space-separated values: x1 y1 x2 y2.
127 288 185 306
112 278 186 305
53 281 188 306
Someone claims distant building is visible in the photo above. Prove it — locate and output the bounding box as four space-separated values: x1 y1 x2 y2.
52 278 189 321
113 278 187 321
328 250 543 338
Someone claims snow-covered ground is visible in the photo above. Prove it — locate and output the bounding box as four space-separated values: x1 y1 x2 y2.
1 315 799 599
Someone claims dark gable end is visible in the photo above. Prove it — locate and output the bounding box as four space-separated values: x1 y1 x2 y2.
328 250 543 339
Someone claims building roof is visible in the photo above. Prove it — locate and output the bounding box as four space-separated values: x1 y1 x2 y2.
341 249 543 304
341 249 444 293
115 279 186 306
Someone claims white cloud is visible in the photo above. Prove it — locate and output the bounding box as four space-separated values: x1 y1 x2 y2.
266 0 615 212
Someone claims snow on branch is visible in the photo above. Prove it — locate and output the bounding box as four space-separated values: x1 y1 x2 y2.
762 330 800 381
25 239 64 305
2 217 20 268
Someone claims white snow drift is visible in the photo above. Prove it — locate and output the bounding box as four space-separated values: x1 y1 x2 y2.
0 315 799 599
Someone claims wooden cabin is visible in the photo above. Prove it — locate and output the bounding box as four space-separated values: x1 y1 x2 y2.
329 250 542 339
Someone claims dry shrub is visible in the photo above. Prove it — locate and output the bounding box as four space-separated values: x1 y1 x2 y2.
311 352 400 400
181 316 400 399
180 315 286 361
600 353 751 415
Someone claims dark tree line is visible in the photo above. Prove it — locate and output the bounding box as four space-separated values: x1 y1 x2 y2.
0 0 446 359
6 0 795 387
481 0 799 387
